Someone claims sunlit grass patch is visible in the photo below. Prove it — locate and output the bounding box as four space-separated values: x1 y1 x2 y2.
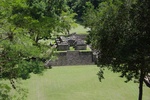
70 24 89 34
22 65 150 100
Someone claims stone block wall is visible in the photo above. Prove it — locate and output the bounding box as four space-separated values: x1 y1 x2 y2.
75 45 86 50
50 52 67 66
49 51 94 66
73 34 87 40
57 44 69 51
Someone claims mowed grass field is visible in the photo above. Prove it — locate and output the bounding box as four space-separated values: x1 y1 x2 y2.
70 24 89 34
22 65 150 100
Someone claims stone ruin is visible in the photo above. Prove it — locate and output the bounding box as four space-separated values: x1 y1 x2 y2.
55 33 87 51
44 33 97 66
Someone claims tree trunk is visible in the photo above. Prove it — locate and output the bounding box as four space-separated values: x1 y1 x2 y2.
138 68 145 100
35 34 39 44
67 29 70 35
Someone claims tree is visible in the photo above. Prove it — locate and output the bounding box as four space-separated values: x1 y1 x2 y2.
58 11 77 35
67 0 103 20
83 0 150 100
11 0 58 44
0 0 68 99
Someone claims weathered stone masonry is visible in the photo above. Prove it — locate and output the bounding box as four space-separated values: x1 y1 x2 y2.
45 33 95 66
49 51 94 66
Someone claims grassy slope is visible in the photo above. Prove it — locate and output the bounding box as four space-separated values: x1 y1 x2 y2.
70 24 89 34
22 65 150 100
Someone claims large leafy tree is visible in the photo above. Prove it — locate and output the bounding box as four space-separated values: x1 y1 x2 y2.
83 0 150 100
0 0 71 99
12 0 59 44
67 0 103 20
0 0 48 99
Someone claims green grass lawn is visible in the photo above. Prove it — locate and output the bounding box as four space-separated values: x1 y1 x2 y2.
70 24 89 34
22 65 150 100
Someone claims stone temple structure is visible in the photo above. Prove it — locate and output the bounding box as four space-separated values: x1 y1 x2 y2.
45 33 97 66
55 33 87 51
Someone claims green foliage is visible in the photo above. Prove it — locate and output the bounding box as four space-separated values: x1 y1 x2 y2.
0 83 12 100
83 0 150 100
0 0 70 99
69 46 75 51
58 11 77 35
67 0 103 20
17 60 44 79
